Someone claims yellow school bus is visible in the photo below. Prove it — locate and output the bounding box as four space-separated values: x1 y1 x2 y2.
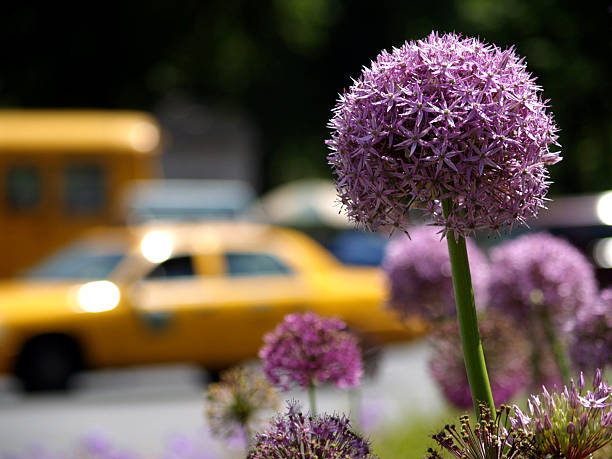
0 110 161 277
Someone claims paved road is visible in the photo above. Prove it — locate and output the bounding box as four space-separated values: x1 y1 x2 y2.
0 340 445 457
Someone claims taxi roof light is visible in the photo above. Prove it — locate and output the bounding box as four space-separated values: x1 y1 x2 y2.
141 231 173 263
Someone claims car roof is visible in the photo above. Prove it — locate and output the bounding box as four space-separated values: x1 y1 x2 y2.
79 222 340 267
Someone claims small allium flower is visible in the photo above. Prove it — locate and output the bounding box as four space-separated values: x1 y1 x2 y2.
570 288 612 372
429 310 530 408
511 369 612 459
382 225 490 320
259 312 363 390
247 402 379 459
489 233 598 326
161 432 219 459
327 32 561 237
427 404 535 459
205 365 278 440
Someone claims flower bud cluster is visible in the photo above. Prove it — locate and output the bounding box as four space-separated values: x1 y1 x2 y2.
428 404 535 459
511 369 612 459
205 365 278 440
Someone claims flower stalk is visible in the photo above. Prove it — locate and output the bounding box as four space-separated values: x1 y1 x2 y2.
538 306 571 384
442 199 495 416
309 379 317 416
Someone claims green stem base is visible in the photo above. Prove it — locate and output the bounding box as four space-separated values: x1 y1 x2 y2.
442 199 495 417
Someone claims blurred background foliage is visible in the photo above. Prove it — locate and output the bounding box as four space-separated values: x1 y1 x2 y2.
1 0 610 193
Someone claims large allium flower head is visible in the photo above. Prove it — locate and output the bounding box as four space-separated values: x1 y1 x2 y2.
259 312 363 390
429 310 530 408
510 369 612 459
327 32 561 238
570 288 612 372
427 404 535 459
489 233 598 325
205 365 279 440
382 225 489 320
247 401 379 459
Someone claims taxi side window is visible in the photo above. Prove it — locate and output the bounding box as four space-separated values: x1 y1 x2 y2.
5 165 41 210
146 255 195 279
225 252 291 276
64 164 105 215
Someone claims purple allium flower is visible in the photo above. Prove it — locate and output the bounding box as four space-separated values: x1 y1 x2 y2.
428 405 535 459
205 365 278 441
511 369 612 459
570 288 612 372
382 225 489 320
259 312 363 390
247 402 379 459
77 432 140 459
327 32 561 238
161 432 219 459
429 310 530 408
489 233 598 325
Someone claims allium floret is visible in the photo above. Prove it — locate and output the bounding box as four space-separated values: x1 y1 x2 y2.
382 225 490 320
570 288 612 372
247 402 379 459
429 310 530 408
259 312 363 390
205 365 278 440
510 369 612 459
427 404 535 459
489 233 598 325
327 31 561 237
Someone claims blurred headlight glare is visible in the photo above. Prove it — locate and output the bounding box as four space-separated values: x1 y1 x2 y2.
596 191 612 225
78 281 121 313
141 231 173 263
593 238 612 269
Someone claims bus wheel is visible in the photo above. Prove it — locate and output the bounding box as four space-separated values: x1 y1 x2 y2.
15 335 82 392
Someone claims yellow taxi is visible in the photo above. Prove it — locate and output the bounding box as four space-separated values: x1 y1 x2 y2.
0 222 424 391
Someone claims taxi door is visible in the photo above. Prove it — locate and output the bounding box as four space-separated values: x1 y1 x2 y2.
127 251 309 366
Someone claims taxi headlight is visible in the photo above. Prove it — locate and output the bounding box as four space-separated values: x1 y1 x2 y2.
77 281 120 313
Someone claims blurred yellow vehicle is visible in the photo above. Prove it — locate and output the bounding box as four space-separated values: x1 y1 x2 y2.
0 109 162 278
0 222 423 391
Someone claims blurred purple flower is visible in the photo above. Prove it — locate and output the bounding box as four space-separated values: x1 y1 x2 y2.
356 396 385 432
429 310 530 408
489 233 597 326
511 369 612 459
382 226 489 320
259 312 363 390
327 32 561 238
570 288 612 372
247 402 378 459
76 432 140 459
161 433 218 459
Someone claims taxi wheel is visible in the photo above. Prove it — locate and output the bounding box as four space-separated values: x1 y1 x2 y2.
15 335 82 392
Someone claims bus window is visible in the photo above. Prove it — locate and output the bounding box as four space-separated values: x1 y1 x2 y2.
5 165 41 211
0 110 161 277
64 163 105 215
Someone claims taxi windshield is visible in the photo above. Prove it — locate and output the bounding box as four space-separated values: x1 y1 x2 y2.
24 242 125 280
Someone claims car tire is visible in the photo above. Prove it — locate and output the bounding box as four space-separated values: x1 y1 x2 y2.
15 336 81 392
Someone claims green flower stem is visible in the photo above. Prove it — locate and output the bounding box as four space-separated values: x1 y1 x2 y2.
309 380 317 416
538 307 571 384
527 321 545 390
442 199 495 417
